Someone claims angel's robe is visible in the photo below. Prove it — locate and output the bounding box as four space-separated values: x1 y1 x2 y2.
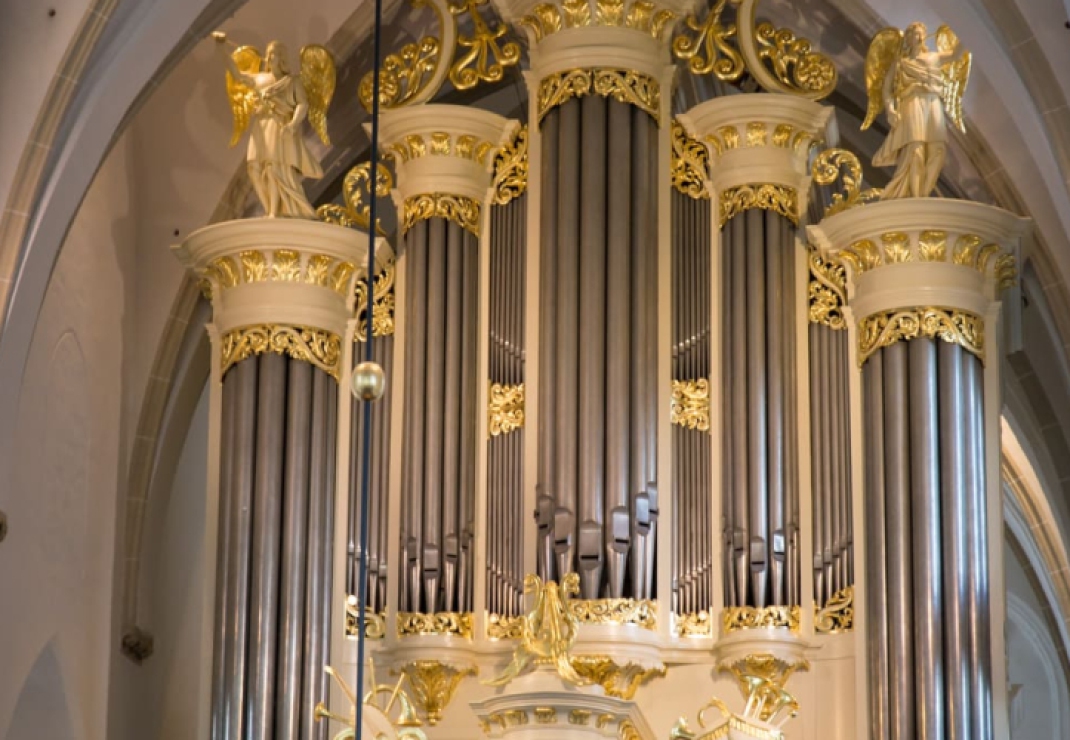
873 52 946 168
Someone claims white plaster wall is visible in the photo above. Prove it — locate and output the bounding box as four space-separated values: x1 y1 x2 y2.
0 131 137 738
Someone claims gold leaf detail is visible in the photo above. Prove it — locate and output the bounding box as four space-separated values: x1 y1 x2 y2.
270 249 302 281
397 660 477 726
486 613 525 640
240 250 267 282
719 653 809 724
402 193 482 236
671 378 710 431
397 611 474 638
840 239 881 273
719 183 797 225
881 231 911 263
722 605 800 632
745 121 767 147
492 125 528 206
537 68 660 122
671 120 710 199
675 610 715 638
918 230 948 262
772 123 794 147
754 21 837 100
808 249 847 330
811 148 882 216
354 257 396 341
317 161 393 235
358 0 449 111
448 0 521 90
995 253 1018 290
671 0 745 79
952 234 982 266
570 656 666 700
220 324 342 380
344 605 387 638
488 382 525 436
976 242 1002 273
857 307 984 367
814 585 854 634
206 256 240 289
570 598 658 630
719 125 740 149
305 254 333 288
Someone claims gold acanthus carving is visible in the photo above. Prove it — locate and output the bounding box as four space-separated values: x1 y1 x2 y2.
402 193 482 236
722 605 800 633
675 610 715 638
571 656 666 699
518 0 678 43
318 161 393 235
814 585 854 634
671 120 710 199
808 249 847 330
491 125 528 206
673 0 837 100
397 611 474 638
719 653 809 725
719 184 797 226
386 130 499 165
570 597 658 630
810 148 881 217
487 613 525 640
537 68 660 123
671 379 711 432
221 325 341 380
837 232 1015 288
488 382 525 436
344 605 387 639
448 0 521 90
396 661 477 726
354 258 396 341
202 250 357 299
857 307 984 367
705 122 815 158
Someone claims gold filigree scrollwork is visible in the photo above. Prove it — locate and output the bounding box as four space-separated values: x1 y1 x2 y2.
359 0 455 111
486 613 525 640
734 0 837 99
720 183 797 226
448 0 521 90
722 605 800 633
354 258 396 341
814 585 854 634
857 307 984 367
571 657 666 700
671 0 745 79
491 125 528 205
397 661 477 726
488 382 525 436
811 148 882 217
319 161 394 235
402 193 482 236
671 379 711 431
344 606 388 639
718 653 809 725
537 68 660 123
808 250 847 330
837 238 881 274
221 325 342 380
518 0 676 42
995 253 1018 290
671 121 710 199
570 598 658 630
397 611 474 638
675 610 715 637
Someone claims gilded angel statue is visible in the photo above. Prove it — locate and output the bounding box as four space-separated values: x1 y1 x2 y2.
214 33 336 218
862 22 971 199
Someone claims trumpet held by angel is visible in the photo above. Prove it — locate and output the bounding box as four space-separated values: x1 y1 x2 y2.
215 32 336 218
862 22 971 200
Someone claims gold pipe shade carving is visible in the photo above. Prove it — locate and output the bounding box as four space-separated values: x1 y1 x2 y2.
537 68 660 123
491 124 528 206
675 610 715 638
570 597 658 630
719 184 798 226
202 249 357 300
396 660 478 726
344 604 388 638
814 585 854 634
671 120 710 199
488 382 525 437
671 379 711 432
397 611 474 638
722 605 801 633
354 258 396 341
221 324 342 380
808 249 846 330
402 193 482 236
517 0 679 43
857 307 984 367
486 612 525 640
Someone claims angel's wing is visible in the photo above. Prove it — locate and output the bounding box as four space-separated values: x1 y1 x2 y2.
937 25 971 134
861 28 902 131
226 46 261 146
300 44 337 146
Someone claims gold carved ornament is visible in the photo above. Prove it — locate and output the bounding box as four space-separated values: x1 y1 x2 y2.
570 656 666 699
808 249 847 330
221 325 342 380
354 258 396 342
486 612 525 640
810 148 882 217
671 379 711 432
673 0 836 100
488 382 525 436
345 601 387 639
318 161 394 235
857 307 984 368
569 596 658 630
675 610 715 638
315 662 427 740
814 585 853 634
518 0 677 43
718 653 809 725
397 611 474 638
719 184 797 226
722 605 800 633
491 125 528 206
402 193 482 236
537 68 660 123
448 0 521 90
396 660 478 726
202 250 357 300
671 120 710 200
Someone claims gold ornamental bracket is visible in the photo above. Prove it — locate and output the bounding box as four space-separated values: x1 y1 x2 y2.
354 257 397 341
671 119 710 200
807 248 846 330
396 660 478 726
672 0 837 100
814 585 853 634
319 161 394 236
810 148 882 218
491 124 529 205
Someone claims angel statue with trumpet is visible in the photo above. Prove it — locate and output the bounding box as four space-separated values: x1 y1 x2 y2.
862 22 971 200
214 32 336 218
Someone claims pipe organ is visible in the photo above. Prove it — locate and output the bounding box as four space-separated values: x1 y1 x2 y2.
177 1 1029 739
